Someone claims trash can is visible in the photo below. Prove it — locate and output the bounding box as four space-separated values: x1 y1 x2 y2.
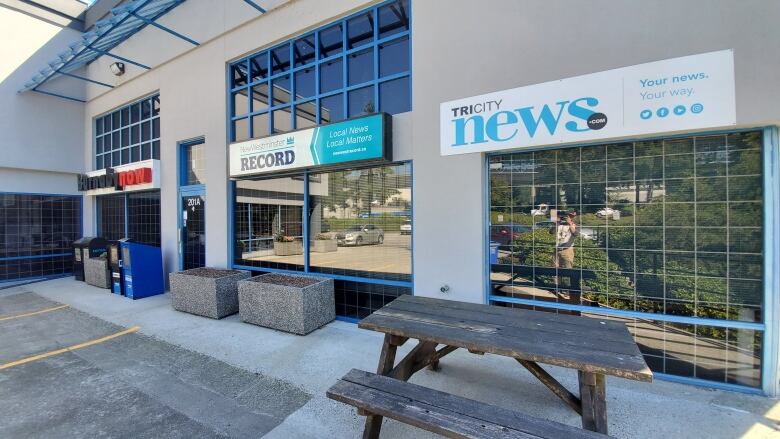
72 237 108 281
107 240 125 295
489 241 500 265
120 240 164 299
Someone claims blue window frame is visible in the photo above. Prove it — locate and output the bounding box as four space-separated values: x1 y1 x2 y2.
486 128 775 394
228 0 411 142
94 94 160 169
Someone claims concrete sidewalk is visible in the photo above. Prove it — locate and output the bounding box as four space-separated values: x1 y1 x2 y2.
2 277 779 438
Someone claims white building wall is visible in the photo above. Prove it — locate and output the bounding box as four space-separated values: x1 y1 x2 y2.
0 7 85 193
76 0 780 301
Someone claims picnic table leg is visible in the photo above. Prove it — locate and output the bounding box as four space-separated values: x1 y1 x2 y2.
363 334 402 439
578 371 607 434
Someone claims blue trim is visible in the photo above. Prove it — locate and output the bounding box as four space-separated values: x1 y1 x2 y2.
0 273 73 289
178 138 207 270
761 126 780 396
243 0 266 13
232 264 412 288
58 71 114 88
654 373 763 395
484 125 774 159
0 253 71 262
128 11 199 46
92 49 151 70
228 0 412 138
30 89 85 103
335 315 360 324
0 191 81 197
21 0 184 93
303 170 310 268
488 295 765 331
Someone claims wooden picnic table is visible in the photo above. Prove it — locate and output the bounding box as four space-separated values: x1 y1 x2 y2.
358 295 652 436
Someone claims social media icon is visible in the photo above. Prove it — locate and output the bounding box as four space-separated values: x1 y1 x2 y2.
656 107 669 118
674 105 686 115
691 103 704 114
640 109 652 120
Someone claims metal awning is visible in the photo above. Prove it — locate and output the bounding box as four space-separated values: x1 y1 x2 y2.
18 0 196 99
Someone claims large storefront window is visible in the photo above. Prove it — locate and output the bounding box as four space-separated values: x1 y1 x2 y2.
95 94 160 169
97 192 161 246
0 194 81 281
228 0 411 142
233 162 412 318
488 131 764 388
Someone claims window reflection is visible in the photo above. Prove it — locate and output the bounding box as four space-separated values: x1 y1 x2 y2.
234 177 305 272
309 163 412 281
489 131 765 388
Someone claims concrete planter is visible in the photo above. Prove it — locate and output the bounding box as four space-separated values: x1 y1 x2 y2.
311 239 337 253
169 267 250 319
273 241 303 256
84 257 110 289
238 273 335 335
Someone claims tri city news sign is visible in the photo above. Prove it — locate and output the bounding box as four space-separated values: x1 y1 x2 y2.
440 50 736 156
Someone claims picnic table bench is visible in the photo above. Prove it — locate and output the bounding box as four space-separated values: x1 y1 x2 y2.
346 295 652 437
328 369 609 438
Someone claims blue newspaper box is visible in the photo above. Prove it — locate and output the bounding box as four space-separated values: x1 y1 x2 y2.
120 241 164 300
489 241 500 265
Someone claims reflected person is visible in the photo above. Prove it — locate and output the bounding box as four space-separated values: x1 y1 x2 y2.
551 210 579 307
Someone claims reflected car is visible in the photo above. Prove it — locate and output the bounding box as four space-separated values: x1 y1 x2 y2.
596 207 617 218
490 223 532 245
336 225 384 245
400 220 412 235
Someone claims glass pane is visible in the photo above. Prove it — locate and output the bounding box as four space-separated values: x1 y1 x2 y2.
130 146 139 162
152 95 160 116
249 52 268 82
121 108 130 127
141 121 150 142
271 74 291 106
141 99 151 119
152 140 160 160
488 130 765 388
131 125 139 145
127 191 161 246
348 86 374 117
320 58 343 93
232 89 249 116
233 177 306 272
272 107 292 133
379 77 410 114
121 128 129 147
233 118 249 142
294 34 316 67
131 104 141 123
232 61 248 87
378 0 409 39
347 12 374 48
348 48 374 86
379 36 409 77
319 94 344 124
141 142 151 160
271 43 291 75
319 23 343 58
96 116 104 135
184 142 205 185
251 83 269 112
309 163 412 282
294 67 315 100
295 101 316 129
152 118 159 139
251 113 269 138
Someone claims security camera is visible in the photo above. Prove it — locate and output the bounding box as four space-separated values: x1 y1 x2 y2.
109 62 125 76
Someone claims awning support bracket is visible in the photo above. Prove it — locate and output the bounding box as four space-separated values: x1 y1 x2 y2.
128 11 199 46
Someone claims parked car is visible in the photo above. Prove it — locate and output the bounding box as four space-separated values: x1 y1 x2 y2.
336 225 384 245
490 223 532 245
596 207 617 218
530 204 549 216
400 219 412 235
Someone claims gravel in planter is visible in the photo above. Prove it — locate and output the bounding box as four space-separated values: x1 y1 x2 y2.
238 273 335 335
169 267 250 319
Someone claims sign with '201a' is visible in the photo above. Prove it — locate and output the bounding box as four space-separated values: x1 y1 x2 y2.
440 50 736 156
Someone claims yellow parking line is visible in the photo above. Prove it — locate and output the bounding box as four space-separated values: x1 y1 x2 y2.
0 304 69 322
0 326 140 370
